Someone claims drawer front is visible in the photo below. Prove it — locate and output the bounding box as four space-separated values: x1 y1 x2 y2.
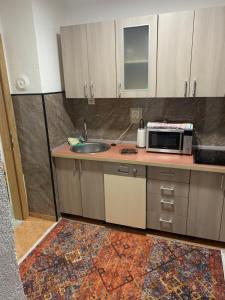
104 162 146 178
147 193 188 217
148 180 190 198
147 166 190 183
147 211 187 235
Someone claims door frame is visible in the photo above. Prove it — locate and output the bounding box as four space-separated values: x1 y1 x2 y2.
0 35 29 220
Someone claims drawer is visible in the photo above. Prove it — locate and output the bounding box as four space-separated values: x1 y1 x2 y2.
104 162 146 178
148 180 189 198
147 193 188 217
147 166 190 183
147 211 187 235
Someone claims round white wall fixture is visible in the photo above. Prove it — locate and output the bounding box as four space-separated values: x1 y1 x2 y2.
15 75 30 91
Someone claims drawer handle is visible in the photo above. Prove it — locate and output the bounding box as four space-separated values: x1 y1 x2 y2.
160 199 174 206
159 217 173 224
160 172 175 176
160 186 174 192
118 168 129 174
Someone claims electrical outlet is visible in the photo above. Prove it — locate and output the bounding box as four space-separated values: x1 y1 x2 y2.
88 98 95 105
130 108 142 124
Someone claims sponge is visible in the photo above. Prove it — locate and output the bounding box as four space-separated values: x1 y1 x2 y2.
68 137 80 147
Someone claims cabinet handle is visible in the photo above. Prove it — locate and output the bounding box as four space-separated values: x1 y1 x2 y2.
73 160 77 176
160 199 174 206
90 82 94 98
184 81 188 97
160 172 175 176
192 80 197 97
79 160 82 175
118 83 122 98
220 175 224 190
160 186 174 192
84 83 88 98
159 217 173 224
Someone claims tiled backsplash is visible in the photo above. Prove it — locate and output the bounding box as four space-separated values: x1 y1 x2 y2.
45 93 225 147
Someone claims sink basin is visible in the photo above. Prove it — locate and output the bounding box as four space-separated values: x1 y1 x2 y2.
71 142 111 154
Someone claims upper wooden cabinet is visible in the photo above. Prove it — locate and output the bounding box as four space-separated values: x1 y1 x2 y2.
190 7 225 97
157 11 194 97
61 25 89 98
116 15 157 98
61 21 116 98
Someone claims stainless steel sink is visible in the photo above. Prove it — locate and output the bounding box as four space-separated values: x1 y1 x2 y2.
71 142 111 153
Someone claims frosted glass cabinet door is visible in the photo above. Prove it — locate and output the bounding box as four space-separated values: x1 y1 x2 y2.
116 16 157 98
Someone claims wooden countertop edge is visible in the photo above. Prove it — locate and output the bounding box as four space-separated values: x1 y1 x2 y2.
51 152 225 174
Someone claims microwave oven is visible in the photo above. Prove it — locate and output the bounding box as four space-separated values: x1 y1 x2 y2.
146 122 193 155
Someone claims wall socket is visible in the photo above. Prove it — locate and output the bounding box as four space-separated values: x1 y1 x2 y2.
130 108 143 124
88 98 95 105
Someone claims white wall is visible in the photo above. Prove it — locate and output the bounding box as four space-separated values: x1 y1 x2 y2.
60 0 225 25
0 0 42 94
32 0 64 93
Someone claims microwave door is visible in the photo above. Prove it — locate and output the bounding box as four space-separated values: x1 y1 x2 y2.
148 130 183 153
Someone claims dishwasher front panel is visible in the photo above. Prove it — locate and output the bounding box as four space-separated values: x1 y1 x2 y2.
104 174 146 229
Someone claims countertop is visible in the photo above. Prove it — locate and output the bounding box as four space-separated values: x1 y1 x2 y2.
51 143 225 174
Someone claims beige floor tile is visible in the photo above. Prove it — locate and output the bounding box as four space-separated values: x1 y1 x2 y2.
14 216 55 260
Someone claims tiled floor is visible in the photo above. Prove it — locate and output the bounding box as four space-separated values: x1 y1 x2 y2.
14 216 55 260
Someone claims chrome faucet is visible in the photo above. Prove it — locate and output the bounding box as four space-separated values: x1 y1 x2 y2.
83 119 88 142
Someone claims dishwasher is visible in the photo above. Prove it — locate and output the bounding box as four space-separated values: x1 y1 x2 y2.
104 163 146 229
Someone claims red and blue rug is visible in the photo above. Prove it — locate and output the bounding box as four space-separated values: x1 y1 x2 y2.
19 218 225 299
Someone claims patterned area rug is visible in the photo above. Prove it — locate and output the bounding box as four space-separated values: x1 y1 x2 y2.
20 218 225 299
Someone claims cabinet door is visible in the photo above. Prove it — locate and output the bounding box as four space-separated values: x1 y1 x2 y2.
80 160 105 220
116 15 157 98
187 171 224 240
86 21 117 98
157 11 194 97
55 158 82 215
190 7 225 97
61 25 89 98
220 201 225 242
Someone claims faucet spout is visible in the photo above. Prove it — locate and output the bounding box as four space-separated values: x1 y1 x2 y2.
83 119 88 142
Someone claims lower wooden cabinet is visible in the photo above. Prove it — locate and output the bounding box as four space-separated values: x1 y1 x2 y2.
55 158 105 220
80 160 105 220
187 171 224 240
219 202 225 242
55 158 82 215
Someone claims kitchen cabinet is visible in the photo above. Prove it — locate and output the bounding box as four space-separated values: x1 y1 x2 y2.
55 158 105 220
86 22 117 98
80 160 105 220
157 11 194 97
219 197 225 242
147 167 190 234
187 171 224 240
104 163 146 228
61 21 116 98
190 7 225 97
61 25 89 98
116 15 157 98
55 158 82 215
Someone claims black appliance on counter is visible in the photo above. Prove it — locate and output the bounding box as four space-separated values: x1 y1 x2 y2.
193 147 225 166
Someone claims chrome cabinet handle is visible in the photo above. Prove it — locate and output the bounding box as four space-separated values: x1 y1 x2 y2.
73 160 77 176
192 80 197 97
159 217 173 224
184 81 188 97
90 82 94 98
118 83 122 98
160 172 175 176
84 83 88 98
220 175 224 190
160 186 174 192
160 199 174 206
